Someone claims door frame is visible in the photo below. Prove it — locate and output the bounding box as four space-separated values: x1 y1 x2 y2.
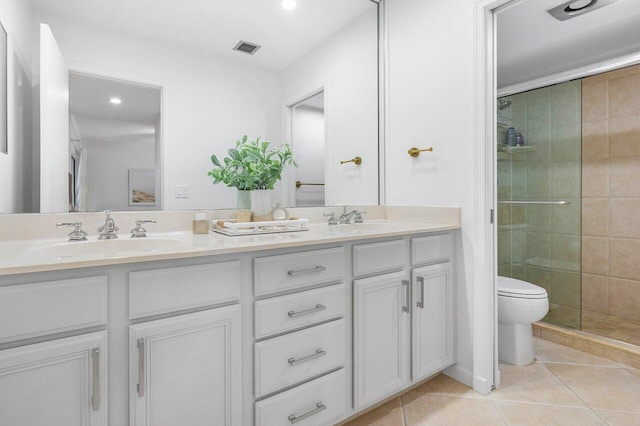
282 83 328 207
67 61 169 210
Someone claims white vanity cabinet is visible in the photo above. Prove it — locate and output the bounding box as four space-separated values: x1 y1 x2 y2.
128 261 243 426
129 306 242 426
0 275 109 426
0 331 108 426
252 247 347 426
353 234 455 410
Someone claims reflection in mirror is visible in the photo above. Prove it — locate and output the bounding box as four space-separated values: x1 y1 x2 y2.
1 0 381 214
68 73 161 212
291 91 325 207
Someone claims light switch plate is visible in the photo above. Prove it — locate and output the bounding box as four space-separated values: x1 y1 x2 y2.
175 185 189 198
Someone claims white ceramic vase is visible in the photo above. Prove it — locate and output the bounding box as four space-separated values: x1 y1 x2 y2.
251 190 272 221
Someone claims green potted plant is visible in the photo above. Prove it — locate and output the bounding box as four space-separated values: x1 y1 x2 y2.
208 135 295 219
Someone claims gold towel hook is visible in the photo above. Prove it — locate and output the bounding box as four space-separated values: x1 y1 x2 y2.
408 147 433 158
340 156 362 165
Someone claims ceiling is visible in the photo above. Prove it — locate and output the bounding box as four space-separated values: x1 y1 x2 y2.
31 0 374 70
69 72 160 143
497 0 640 88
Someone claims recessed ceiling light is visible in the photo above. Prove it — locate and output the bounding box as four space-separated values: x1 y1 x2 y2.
281 0 296 10
109 97 122 105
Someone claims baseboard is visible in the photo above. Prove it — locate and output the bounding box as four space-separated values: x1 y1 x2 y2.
443 364 473 388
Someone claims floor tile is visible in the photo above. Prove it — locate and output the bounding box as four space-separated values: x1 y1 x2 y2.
402 393 505 426
494 401 605 425
490 362 585 406
627 368 640 380
546 364 640 412
596 409 640 426
408 373 485 399
534 337 620 367
342 397 404 426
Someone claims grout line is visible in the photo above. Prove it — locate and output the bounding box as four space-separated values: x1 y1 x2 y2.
491 400 511 426
399 395 408 426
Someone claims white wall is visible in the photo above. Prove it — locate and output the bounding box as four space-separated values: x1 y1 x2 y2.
293 106 325 207
35 12 283 211
283 8 379 206
84 137 157 212
385 0 487 390
0 0 35 213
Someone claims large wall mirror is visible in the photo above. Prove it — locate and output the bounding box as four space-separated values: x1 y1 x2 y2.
11 0 382 214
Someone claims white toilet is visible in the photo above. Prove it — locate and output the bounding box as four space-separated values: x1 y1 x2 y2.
498 276 549 365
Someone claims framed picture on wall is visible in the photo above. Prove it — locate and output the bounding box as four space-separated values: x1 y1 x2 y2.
128 169 156 206
0 21 7 155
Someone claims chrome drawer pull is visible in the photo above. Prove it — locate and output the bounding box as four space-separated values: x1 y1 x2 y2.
288 402 326 424
288 304 326 318
137 338 146 397
288 348 326 366
417 276 425 309
91 347 100 411
287 265 326 277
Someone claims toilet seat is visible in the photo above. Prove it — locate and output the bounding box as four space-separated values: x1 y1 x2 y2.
498 276 547 299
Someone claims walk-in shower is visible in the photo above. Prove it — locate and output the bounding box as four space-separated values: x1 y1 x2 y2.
498 64 640 348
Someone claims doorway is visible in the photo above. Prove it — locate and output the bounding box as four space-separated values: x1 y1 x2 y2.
289 90 326 207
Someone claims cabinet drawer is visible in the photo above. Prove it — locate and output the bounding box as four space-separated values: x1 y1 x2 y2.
254 284 345 339
254 319 345 397
353 239 406 277
129 261 241 319
0 276 108 343
254 248 345 297
412 233 452 265
255 369 346 426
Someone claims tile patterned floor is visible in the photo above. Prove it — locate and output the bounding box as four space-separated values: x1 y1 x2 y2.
582 311 640 347
343 338 640 425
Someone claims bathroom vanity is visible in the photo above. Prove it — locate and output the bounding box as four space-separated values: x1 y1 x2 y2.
0 210 459 426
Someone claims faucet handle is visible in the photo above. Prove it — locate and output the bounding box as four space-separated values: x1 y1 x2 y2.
57 221 88 241
131 219 156 238
323 212 338 225
354 210 367 223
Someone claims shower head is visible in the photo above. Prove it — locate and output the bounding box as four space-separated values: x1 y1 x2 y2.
498 99 512 110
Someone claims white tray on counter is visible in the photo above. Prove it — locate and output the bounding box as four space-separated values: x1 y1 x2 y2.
212 218 310 236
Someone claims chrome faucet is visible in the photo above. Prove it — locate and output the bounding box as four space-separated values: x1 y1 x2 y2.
56 221 88 241
98 210 119 240
338 206 367 224
323 211 339 225
130 219 156 238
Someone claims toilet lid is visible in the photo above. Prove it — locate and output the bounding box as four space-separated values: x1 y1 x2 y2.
498 276 547 298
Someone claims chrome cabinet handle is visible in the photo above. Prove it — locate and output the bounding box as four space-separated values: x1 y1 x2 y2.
91 347 100 411
137 338 146 397
287 265 326 277
417 276 425 309
288 348 326 366
402 280 410 313
288 402 326 424
288 304 326 318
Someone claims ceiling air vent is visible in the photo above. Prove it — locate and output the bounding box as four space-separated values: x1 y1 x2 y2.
233 41 261 55
547 0 620 21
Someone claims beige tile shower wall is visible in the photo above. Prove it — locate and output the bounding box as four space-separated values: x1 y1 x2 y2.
582 64 640 322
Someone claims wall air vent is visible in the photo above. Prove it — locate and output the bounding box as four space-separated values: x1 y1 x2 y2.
547 0 620 21
233 41 261 55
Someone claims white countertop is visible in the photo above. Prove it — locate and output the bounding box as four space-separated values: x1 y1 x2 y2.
0 220 459 276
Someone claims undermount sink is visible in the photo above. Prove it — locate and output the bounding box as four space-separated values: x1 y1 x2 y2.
27 238 182 259
333 222 396 231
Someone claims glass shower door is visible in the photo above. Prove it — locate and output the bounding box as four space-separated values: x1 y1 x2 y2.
497 80 582 329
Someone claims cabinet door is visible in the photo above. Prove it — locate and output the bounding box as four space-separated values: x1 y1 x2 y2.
0 331 108 426
353 271 410 410
412 262 454 382
130 305 241 426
